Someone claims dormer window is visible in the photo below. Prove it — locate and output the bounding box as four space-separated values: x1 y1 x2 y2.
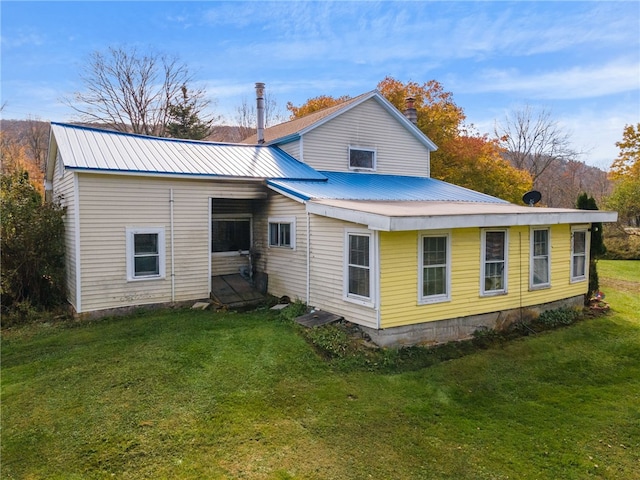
349 147 376 171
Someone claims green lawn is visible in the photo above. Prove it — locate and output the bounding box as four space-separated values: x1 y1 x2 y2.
2 262 639 479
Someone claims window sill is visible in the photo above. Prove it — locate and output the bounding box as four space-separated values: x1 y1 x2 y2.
127 275 165 282
418 296 451 305
344 295 375 308
480 290 508 298
211 251 250 257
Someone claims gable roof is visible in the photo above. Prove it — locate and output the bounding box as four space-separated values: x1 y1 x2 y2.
242 91 438 151
48 122 325 181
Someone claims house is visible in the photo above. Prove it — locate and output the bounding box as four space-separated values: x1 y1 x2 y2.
45 85 617 346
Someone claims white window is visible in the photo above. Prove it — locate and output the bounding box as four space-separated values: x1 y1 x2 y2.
349 146 376 171
268 217 296 249
211 215 251 255
419 233 451 304
481 229 508 295
344 230 375 305
126 227 166 281
571 227 588 282
530 228 551 289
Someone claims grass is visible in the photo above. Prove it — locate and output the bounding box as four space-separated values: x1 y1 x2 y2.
2 261 639 479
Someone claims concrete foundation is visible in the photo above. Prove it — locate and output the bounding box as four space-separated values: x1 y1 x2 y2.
361 295 585 348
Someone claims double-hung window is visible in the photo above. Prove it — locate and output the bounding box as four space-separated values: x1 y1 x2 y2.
268 217 295 249
481 229 508 295
126 227 165 281
349 146 376 171
419 233 451 303
345 230 374 305
571 227 588 282
530 228 550 289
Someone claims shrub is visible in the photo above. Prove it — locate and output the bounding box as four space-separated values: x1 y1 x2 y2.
1 170 66 320
537 308 580 328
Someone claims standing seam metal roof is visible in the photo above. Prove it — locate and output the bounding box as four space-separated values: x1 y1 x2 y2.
268 171 510 203
51 122 326 180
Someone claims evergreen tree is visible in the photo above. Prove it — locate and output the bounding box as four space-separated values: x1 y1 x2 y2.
576 193 605 298
166 85 214 140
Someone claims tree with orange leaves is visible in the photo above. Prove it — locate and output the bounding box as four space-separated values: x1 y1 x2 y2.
286 95 351 119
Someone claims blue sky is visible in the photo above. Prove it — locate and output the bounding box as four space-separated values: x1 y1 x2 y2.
1 1 638 169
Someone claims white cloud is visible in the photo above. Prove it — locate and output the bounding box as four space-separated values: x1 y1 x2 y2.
463 58 640 100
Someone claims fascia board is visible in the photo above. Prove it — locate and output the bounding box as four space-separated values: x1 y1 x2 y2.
306 202 618 231
266 184 309 203
306 202 391 230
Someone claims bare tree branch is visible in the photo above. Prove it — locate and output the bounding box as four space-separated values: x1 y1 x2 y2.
64 46 210 137
495 105 580 184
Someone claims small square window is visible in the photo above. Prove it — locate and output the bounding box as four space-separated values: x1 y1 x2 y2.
349 147 376 170
269 218 295 249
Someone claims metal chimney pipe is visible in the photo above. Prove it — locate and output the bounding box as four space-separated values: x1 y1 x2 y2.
255 82 265 144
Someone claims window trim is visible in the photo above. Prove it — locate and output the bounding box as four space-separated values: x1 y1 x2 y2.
126 227 166 281
481 229 509 296
418 231 451 305
348 146 377 171
343 229 375 307
530 227 551 290
211 214 252 256
268 216 296 250
570 226 589 283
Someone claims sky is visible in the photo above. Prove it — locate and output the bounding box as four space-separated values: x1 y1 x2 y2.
1 1 639 169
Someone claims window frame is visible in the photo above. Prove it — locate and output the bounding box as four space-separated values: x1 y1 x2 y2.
570 226 589 283
126 227 166 281
348 146 376 171
418 231 451 304
481 229 509 296
530 227 551 290
211 214 252 256
343 229 375 307
268 216 296 250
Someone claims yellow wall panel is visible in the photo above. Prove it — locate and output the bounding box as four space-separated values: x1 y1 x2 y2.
379 225 588 329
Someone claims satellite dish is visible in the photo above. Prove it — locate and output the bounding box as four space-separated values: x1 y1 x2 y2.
522 190 542 207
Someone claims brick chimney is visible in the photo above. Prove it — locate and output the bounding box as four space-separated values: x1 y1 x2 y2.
404 97 417 125
255 82 265 144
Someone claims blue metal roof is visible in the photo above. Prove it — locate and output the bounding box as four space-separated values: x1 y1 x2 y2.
51 123 325 180
268 171 509 203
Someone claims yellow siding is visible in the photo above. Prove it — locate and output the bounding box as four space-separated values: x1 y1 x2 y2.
308 215 378 329
379 225 588 328
76 173 265 313
300 98 430 177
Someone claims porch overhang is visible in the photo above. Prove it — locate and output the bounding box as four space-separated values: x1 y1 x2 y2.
306 199 619 231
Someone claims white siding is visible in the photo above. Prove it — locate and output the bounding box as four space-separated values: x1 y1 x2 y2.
76 173 265 313
300 98 430 177
52 156 78 310
278 142 301 162
308 214 378 329
256 192 308 301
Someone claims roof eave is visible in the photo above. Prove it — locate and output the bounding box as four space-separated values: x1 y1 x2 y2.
306 202 618 231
